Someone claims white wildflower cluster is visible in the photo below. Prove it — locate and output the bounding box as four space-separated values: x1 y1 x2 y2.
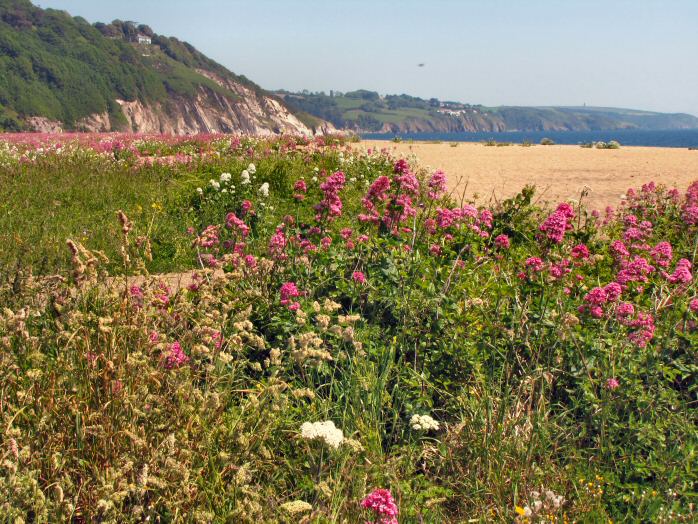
220 172 232 183
258 182 269 198
209 179 220 190
518 488 565 519
410 414 440 432
300 420 344 449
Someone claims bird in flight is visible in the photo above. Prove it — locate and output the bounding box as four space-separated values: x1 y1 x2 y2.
417 63 425 67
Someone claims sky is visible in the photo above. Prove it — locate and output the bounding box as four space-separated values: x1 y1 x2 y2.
37 0 698 116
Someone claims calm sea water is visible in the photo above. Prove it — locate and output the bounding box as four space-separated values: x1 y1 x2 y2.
362 129 698 148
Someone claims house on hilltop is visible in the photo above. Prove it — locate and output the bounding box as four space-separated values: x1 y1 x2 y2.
137 34 152 45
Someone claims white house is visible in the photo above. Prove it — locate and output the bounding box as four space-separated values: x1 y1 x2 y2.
137 34 151 45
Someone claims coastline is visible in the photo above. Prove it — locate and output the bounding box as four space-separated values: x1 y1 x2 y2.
358 140 698 211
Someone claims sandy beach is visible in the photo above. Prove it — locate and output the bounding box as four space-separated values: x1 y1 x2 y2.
360 140 698 210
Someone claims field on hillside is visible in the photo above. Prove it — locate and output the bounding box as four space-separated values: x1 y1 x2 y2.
1 133 697 522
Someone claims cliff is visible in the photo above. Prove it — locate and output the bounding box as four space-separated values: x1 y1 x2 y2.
277 90 698 133
0 0 331 135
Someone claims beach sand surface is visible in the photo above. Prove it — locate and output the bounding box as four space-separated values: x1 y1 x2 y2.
360 140 698 210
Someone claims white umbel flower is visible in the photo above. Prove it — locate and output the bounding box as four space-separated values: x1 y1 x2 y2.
209 179 220 190
247 163 256 174
196 187 203 195
220 172 232 183
240 170 250 185
410 414 440 431
300 420 344 449
259 182 270 198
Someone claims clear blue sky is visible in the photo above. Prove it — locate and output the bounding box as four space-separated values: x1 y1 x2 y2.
38 0 698 116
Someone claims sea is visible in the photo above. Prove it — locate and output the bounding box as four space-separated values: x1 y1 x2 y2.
362 129 698 148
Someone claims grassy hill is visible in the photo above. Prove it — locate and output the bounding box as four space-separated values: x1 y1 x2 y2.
0 0 310 132
276 89 698 133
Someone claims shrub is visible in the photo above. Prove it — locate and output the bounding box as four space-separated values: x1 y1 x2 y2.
540 137 555 145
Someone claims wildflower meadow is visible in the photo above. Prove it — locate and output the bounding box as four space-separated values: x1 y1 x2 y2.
1 133 696 522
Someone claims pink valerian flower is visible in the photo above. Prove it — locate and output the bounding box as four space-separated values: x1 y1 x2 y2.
478 209 494 229
571 244 590 260
269 227 287 259
293 178 307 195
244 254 257 268
525 257 545 272
606 378 620 390
395 171 420 195
615 302 635 322
494 234 510 249
321 236 332 249
280 282 301 307
352 271 366 284
393 158 410 175
604 282 623 302
427 169 447 199
650 241 673 268
358 234 369 243
149 331 159 344
615 256 655 286
539 203 574 244
316 171 346 221
163 342 189 369
196 225 220 248
663 259 692 284
429 244 442 256
549 259 571 279
361 488 399 524
581 287 608 318
683 204 698 226
436 208 456 229
365 176 392 203
225 212 250 238
241 200 253 216
610 240 630 259
627 312 655 347
340 227 353 240
129 285 144 307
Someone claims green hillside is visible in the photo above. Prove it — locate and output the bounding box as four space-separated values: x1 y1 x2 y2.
276 89 698 132
0 0 272 131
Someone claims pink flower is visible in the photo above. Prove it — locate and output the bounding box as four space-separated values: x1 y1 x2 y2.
525 257 544 272
494 234 510 249
428 169 447 199
604 282 623 302
163 342 190 369
539 203 574 244
689 298 698 313
321 236 332 249
429 244 442 256
627 312 655 347
352 271 366 284
280 282 300 306
241 200 253 215
226 212 250 238
393 158 410 175
571 244 590 260
606 378 620 390
361 488 399 524
269 228 287 258
663 259 692 285
340 228 353 240
610 240 630 259
616 302 635 322
650 242 673 268
293 179 307 200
